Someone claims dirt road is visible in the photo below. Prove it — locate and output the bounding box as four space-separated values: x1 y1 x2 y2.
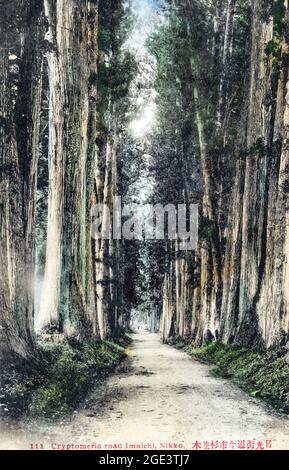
1 331 289 450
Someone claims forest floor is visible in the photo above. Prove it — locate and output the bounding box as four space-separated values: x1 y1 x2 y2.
1 331 289 450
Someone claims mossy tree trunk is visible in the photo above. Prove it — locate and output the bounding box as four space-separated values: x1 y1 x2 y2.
39 0 100 338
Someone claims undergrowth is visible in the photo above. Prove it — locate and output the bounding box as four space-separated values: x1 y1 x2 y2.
169 337 289 414
0 329 132 419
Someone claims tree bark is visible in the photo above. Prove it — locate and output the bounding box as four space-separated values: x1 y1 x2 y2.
0 0 44 357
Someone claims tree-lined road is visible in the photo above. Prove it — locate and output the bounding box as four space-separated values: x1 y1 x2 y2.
1 331 289 450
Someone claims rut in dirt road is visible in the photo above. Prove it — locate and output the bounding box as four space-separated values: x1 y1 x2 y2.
2 331 289 450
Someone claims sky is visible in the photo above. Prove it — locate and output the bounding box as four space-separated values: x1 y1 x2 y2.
127 0 162 138
128 0 161 51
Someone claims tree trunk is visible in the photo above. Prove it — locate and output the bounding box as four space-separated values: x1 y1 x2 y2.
38 0 100 338
0 0 44 357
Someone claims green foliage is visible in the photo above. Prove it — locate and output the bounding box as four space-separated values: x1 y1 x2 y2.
146 3 204 207
273 0 283 37
247 138 267 158
265 0 283 69
1 331 131 418
184 341 289 414
265 36 282 68
169 336 189 350
98 0 138 132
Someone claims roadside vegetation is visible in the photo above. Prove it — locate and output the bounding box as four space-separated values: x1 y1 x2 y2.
0 330 131 419
170 338 289 414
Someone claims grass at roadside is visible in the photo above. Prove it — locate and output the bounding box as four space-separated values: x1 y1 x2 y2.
169 337 289 414
0 329 132 419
